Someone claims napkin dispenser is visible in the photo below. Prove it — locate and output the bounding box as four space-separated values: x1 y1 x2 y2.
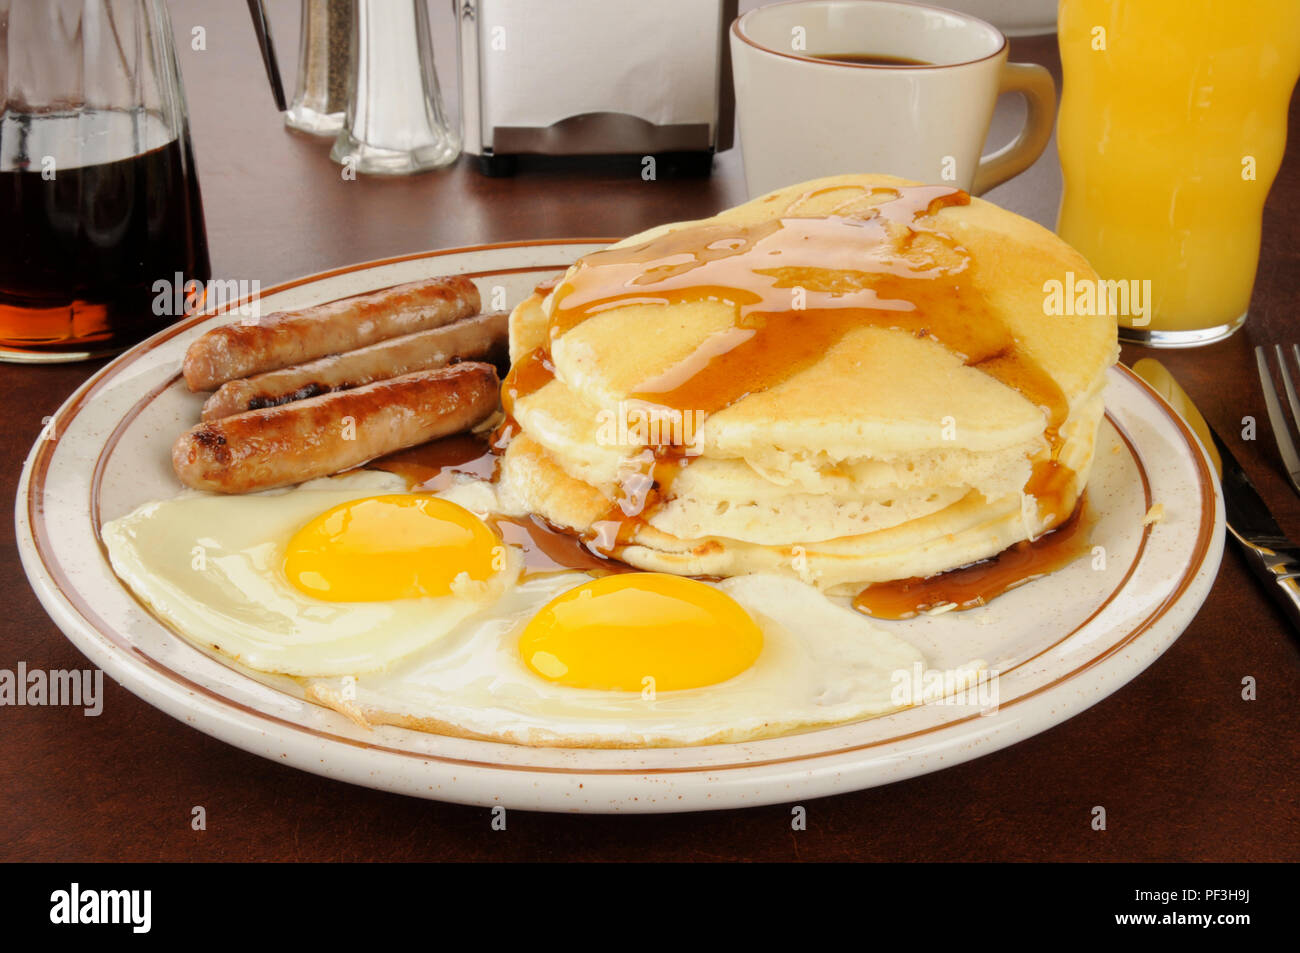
457 0 736 175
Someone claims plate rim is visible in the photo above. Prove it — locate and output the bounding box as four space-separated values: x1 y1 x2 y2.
15 238 1225 812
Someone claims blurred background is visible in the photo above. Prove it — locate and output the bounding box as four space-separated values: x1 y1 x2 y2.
178 0 1061 287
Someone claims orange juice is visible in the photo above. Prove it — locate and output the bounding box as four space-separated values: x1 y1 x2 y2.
1057 0 1300 344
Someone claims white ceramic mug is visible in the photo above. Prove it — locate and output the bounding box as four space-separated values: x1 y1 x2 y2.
729 0 1056 196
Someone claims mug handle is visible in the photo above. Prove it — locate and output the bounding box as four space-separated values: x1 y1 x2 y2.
972 62 1057 196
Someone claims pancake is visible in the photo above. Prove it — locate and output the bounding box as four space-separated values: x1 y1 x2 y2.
498 174 1118 592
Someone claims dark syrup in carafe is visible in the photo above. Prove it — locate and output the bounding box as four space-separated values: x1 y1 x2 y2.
0 110 210 356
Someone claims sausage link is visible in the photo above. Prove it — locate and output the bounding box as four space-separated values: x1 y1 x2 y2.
172 363 499 493
182 275 480 392
200 312 508 421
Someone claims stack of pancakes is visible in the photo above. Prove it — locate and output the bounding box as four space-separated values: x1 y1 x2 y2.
498 174 1118 592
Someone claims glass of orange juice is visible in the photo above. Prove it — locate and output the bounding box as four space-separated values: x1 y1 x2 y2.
1056 0 1300 346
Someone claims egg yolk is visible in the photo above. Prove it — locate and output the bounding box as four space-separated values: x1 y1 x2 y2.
284 495 500 601
518 573 763 692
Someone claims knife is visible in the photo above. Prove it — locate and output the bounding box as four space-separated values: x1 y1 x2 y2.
1132 358 1300 635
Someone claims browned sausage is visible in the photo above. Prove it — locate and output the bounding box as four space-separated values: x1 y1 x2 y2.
200 311 508 421
172 363 499 493
182 275 481 392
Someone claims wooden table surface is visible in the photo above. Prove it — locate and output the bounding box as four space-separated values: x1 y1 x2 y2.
3 2 1297 862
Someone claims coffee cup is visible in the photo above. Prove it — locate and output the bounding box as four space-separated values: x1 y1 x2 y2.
729 0 1056 197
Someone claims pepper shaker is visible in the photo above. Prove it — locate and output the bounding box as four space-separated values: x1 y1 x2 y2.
285 0 351 136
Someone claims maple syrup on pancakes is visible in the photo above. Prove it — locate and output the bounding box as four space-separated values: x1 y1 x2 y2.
502 184 1078 551
853 498 1094 620
401 184 1086 605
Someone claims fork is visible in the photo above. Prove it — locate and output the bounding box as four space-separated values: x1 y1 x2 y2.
1255 344 1300 496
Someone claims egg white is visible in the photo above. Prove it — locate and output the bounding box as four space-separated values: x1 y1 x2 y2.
105 468 964 746
305 570 952 747
101 471 519 677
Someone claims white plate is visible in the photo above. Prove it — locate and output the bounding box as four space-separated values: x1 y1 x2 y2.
16 240 1223 813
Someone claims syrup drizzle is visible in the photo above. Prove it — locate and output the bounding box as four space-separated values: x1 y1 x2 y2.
852 498 1093 620
369 432 499 490
500 184 1077 564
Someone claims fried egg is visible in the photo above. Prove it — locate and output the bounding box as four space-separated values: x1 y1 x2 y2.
101 471 519 677
104 469 960 746
304 570 937 747
518 573 765 692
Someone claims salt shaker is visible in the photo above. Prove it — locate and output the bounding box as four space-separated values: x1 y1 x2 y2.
328 0 461 174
